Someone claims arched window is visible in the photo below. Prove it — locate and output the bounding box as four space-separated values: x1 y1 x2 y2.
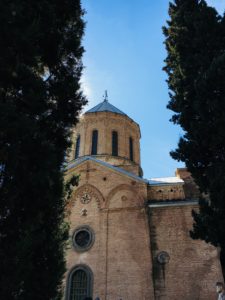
129 137 134 161
67 265 93 300
91 130 98 155
75 135 80 159
112 131 118 156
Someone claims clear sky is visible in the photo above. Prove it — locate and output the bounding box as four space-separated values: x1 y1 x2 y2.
80 0 225 179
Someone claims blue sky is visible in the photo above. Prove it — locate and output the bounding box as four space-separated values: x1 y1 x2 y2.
81 0 225 179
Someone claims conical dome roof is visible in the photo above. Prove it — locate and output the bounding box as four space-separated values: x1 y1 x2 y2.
85 99 126 116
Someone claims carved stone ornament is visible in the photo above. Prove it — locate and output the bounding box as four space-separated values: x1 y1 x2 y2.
157 251 170 264
79 190 92 204
81 208 87 216
73 184 102 208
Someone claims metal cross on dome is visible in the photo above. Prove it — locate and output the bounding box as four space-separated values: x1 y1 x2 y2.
103 90 108 102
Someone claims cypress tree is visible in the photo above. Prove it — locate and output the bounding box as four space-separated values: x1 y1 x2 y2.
0 0 86 299
163 0 225 278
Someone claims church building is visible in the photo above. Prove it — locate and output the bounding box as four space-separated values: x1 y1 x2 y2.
64 97 223 300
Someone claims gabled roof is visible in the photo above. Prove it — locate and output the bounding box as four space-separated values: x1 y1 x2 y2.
66 156 148 183
66 156 184 186
85 99 126 116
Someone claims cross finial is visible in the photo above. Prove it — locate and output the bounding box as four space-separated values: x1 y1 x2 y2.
103 90 108 102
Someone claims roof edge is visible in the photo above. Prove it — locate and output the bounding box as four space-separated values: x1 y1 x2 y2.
66 156 148 184
66 156 184 187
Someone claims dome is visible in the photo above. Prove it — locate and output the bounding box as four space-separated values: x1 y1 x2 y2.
85 99 126 116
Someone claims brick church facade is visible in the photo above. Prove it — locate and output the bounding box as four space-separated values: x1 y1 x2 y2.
64 98 223 300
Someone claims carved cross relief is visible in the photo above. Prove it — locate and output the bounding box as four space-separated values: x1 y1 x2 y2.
79 161 96 182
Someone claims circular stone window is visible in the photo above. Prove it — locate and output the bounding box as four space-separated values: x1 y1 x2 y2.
72 226 94 252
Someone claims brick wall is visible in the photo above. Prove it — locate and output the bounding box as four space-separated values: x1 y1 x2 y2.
148 204 223 300
68 112 141 168
65 160 155 300
65 159 223 300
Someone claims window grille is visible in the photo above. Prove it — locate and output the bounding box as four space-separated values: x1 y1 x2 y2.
70 270 88 300
67 265 93 300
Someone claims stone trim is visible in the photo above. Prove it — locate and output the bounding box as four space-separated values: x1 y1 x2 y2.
100 206 144 213
148 199 198 208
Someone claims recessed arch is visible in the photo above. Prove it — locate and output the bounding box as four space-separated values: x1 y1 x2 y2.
66 264 93 300
70 183 105 209
105 184 142 208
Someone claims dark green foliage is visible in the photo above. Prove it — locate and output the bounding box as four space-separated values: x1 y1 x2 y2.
163 0 225 277
0 0 86 299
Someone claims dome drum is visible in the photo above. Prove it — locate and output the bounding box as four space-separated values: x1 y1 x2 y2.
69 100 142 176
